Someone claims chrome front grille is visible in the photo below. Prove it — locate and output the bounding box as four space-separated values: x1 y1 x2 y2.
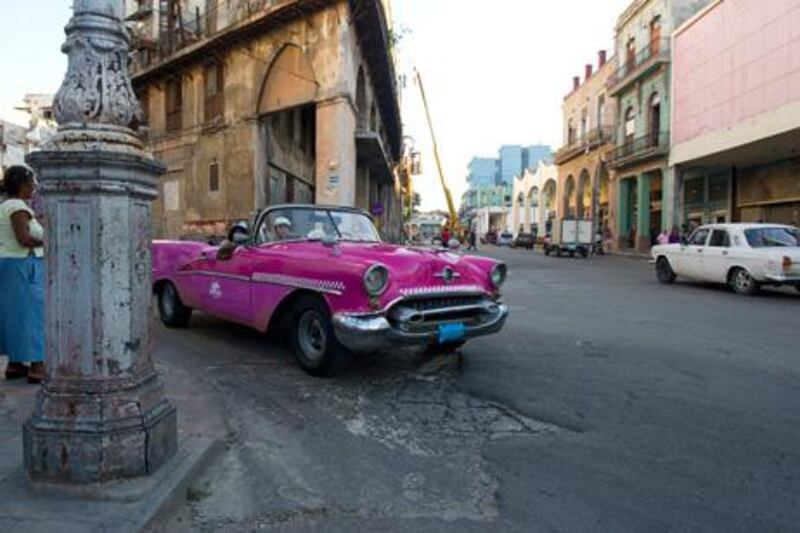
388 295 500 333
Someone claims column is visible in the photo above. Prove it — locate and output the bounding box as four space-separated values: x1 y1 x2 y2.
617 178 631 249
23 0 176 483
636 173 652 251
315 96 357 207
662 165 676 232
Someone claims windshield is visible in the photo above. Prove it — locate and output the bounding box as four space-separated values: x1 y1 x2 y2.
256 207 381 244
744 227 800 248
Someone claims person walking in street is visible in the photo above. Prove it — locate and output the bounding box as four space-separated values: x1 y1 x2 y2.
467 228 478 251
0 166 46 384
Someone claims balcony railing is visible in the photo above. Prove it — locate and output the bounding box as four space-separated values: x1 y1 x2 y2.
608 131 670 168
606 38 670 95
130 0 278 74
554 126 614 165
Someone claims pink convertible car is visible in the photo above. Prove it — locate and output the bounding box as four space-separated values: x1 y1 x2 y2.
152 205 509 376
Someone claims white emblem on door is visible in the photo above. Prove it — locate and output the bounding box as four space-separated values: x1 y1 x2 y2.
209 281 222 300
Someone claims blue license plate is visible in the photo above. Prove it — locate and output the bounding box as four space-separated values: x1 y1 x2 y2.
438 323 465 344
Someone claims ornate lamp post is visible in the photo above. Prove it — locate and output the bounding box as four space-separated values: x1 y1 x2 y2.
24 0 176 483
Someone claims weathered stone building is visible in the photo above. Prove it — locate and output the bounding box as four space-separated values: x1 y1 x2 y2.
126 0 403 240
554 50 617 238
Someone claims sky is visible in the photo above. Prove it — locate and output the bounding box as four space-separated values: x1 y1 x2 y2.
0 0 631 211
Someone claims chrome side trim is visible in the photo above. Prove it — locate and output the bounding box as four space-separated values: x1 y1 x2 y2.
178 270 250 282
251 272 345 296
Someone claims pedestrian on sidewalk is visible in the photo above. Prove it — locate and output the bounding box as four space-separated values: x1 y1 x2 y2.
668 225 681 244
0 166 46 384
657 229 670 245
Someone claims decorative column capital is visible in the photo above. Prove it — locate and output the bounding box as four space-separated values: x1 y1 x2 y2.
51 0 143 151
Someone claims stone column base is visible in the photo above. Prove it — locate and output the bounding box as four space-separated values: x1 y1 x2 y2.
23 375 177 483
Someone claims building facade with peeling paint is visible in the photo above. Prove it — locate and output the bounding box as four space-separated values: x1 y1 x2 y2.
126 0 403 241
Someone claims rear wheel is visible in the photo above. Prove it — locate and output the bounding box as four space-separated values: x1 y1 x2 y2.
290 295 350 377
157 282 192 328
729 268 759 296
655 257 676 284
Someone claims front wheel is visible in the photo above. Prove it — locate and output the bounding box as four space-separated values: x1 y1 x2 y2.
655 257 677 284
290 296 350 377
157 282 193 328
729 268 760 296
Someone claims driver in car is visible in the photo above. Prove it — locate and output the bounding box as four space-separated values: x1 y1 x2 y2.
273 216 295 241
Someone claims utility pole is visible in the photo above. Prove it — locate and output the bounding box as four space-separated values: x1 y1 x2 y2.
24 0 175 483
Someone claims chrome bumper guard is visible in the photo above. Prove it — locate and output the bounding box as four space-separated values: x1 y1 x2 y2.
333 301 509 354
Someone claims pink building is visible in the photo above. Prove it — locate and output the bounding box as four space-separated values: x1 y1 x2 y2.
671 0 800 226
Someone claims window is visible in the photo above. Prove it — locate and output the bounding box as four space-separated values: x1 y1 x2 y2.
209 160 220 192
204 62 224 122
166 77 183 133
688 228 710 246
649 93 661 145
708 230 730 248
597 95 605 129
580 108 588 139
744 227 800 248
650 16 662 56
624 107 636 142
626 37 636 72
567 119 576 144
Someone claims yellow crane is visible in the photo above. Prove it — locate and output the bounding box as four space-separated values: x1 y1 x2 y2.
414 68 460 236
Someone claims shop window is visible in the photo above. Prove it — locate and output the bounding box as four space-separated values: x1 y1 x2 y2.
684 177 704 209
204 61 224 122
165 77 182 133
209 160 220 192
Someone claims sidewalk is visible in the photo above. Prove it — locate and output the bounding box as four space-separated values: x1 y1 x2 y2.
0 355 228 533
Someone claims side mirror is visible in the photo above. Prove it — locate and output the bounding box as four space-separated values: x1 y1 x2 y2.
321 233 338 247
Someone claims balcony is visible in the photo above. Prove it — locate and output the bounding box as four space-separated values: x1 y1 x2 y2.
606 38 670 96
607 131 670 169
554 126 614 165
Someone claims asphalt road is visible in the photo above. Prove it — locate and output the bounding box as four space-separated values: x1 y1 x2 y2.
151 246 800 532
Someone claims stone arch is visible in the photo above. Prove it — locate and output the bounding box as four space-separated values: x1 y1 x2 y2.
356 66 367 130
542 179 557 212
257 43 318 115
595 164 611 232
577 169 592 219
563 175 576 219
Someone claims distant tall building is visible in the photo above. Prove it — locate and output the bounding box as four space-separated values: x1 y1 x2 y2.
467 157 498 188
498 146 523 186
522 145 552 172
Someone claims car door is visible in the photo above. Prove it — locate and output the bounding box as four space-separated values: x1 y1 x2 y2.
682 227 711 279
703 229 732 282
204 245 264 327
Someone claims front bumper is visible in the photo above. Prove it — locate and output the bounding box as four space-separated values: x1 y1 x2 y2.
333 302 510 354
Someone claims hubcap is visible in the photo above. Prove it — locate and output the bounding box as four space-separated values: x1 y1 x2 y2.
736 271 752 291
298 311 327 363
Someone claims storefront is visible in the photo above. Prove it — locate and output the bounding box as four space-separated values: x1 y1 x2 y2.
680 168 732 228
736 160 800 226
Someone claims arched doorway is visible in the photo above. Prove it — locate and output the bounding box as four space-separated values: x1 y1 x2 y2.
528 186 539 231
578 170 591 219
542 179 557 234
596 166 610 232
257 44 319 206
563 175 576 219
515 192 525 233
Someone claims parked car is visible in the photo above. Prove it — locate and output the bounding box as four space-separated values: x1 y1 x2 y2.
152 205 510 376
496 231 514 247
481 230 498 245
512 232 535 249
651 223 800 295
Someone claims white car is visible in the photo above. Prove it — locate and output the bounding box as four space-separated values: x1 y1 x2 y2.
651 224 800 295
496 232 514 247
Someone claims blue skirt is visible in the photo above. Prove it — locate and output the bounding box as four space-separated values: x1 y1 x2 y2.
0 256 45 363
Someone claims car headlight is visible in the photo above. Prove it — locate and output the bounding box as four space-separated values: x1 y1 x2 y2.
363 264 389 296
490 263 507 288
